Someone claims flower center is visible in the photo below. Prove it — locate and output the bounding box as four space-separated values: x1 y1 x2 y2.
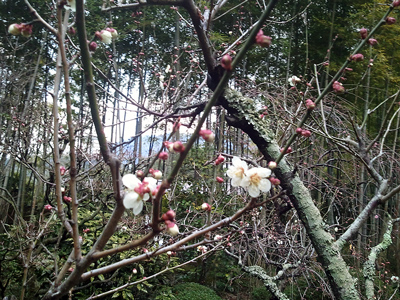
250 173 261 185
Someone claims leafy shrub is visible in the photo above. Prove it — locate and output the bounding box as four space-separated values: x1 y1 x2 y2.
172 282 222 300
251 286 270 300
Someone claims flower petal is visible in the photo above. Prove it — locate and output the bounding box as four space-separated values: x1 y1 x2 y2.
240 176 250 187
122 174 140 189
123 191 139 209
258 179 272 192
132 200 144 215
247 185 260 197
231 176 243 187
255 167 271 178
143 177 158 192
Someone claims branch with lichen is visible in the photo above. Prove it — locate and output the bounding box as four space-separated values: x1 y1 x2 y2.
363 216 400 300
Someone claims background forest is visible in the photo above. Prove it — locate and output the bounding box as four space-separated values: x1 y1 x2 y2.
1 0 400 299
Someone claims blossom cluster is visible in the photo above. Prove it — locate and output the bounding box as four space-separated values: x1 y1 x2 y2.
95 28 118 44
122 173 159 215
226 157 272 197
162 210 179 236
8 23 33 38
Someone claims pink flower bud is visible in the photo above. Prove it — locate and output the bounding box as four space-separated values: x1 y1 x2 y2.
296 128 303 135
301 130 311 137
255 29 272 48
386 17 396 25
199 129 215 143
60 166 66 176
332 81 345 94
159 151 169 160
255 29 271 47
89 41 97 51
351 53 364 62
165 220 179 236
20 24 33 38
221 54 232 71
152 170 162 179
201 203 211 211
106 27 118 39
44 204 52 210
164 141 175 153
95 30 112 44
305 99 315 110
268 161 277 170
359 28 368 39
269 177 281 185
394 0 400 7
8 23 22 36
215 155 225 165
162 210 176 221
68 27 76 35
216 176 224 183
136 170 144 179
68 268 74 272
132 268 137 274
63 196 72 203
83 228 90 233
143 248 148 253
367 38 378 46
280 147 292 154
173 141 185 153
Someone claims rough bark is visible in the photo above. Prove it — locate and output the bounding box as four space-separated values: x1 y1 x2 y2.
219 88 360 300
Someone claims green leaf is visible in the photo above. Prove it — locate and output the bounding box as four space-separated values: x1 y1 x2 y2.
98 274 105 281
138 264 144 275
112 292 120 298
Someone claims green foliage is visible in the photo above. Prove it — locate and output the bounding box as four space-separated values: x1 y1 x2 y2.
171 282 222 300
251 286 271 300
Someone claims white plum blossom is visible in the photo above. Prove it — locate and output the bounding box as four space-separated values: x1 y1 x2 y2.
226 157 248 187
227 157 272 198
241 167 272 197
391 276 399 283
288 75 301 86
122 174 157 215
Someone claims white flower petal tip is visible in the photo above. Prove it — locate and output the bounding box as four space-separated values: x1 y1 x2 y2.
122 174 141 190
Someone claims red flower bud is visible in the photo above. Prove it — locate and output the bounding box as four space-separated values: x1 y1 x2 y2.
280 147 292 154
351 53 364 62
199 129 215 143
386 17 396 25
60 166 66 176
136 170 144 179
44 204 52 211
367 38 378 46
215 155 225 165
332 81 345 94
359 28 368 39
301 130 311 137
216 176 224 183
269 177 281 185
305 99 315 110
68 27 76 35
255 29 272 48
159 151 169 160
221 54 232 71
201 203 211 211
173 141 185 153
162 209 176 221
89 41 97 51
20 24 33 38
